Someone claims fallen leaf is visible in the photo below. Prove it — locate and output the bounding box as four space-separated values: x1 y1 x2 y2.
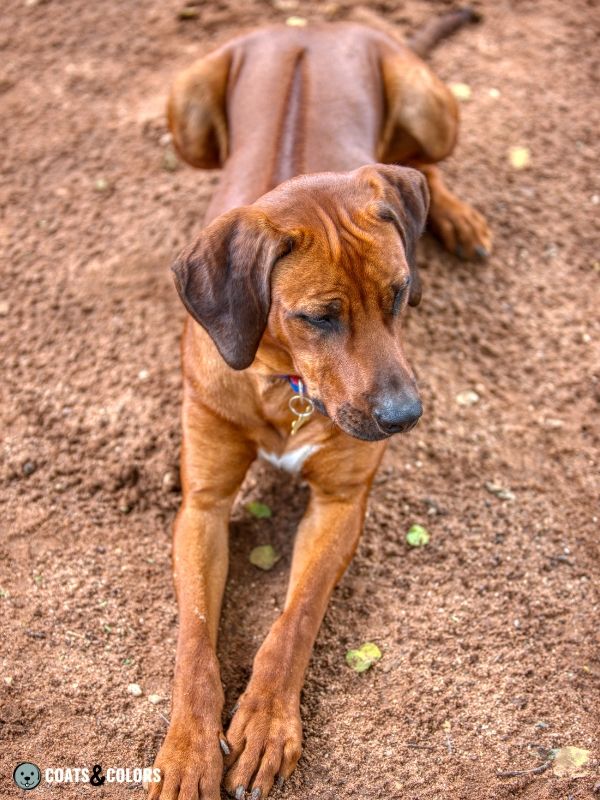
552 746 590 778
406 524 430 547
345 642 382 673
246 501 272 519
508 146 531 170
449 82 472 101
249 544 280 571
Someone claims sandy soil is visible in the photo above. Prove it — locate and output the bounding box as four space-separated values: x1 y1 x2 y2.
1 0 599 798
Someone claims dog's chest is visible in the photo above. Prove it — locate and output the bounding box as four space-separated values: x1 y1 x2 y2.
258 443 320 474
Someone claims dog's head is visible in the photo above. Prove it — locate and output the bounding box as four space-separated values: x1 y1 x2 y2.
172 164 429 441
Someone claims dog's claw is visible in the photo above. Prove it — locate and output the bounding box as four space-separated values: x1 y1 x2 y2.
277 775 285 788
475 244 489 259
235 786 246 800
251 789 261 800
220 737 231 756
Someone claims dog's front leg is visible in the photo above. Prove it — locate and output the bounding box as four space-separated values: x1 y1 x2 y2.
224 468 378 799
150 390 255 800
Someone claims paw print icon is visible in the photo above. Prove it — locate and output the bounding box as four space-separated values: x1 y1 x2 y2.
13 762 41 790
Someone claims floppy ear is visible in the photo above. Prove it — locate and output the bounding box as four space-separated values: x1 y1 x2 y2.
172 208 292 370
371 163 430 306
167 44 232 169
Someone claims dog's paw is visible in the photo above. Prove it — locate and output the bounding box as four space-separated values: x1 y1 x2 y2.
224 684 303 799
148 717 226 800
430 195 493 260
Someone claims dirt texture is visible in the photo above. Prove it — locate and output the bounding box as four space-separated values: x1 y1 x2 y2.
1 0 599 798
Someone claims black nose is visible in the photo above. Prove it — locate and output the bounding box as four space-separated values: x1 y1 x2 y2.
372 393 422 434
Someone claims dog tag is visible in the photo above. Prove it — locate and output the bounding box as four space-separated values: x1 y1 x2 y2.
288 381 314 435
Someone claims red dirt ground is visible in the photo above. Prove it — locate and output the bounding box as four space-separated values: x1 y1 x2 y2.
1 1 599 798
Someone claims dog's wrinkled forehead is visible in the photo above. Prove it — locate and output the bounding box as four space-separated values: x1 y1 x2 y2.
258 169 411 282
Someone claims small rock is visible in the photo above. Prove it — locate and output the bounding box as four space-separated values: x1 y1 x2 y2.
138 369 150 381
0 300 9 316
484 482 516 502
4 676 13 686
488 87 501 98
449 82 472 101
456 390 480 407
162 148 179 172
177 7 199 19
93 177 110 193
127 683 143 697
508 146 531 170
22 461 37 477
162 470 181 492
148 694 162 704
286 16 307 26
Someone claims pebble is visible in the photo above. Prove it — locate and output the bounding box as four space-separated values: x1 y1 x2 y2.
488 87 501 98
485 482 516 502
148 694 162 704
449 82 472 101
286 16 307 26
127 683 143 697
162 148 179 172
508 146 531 170
22 461 37 477
456 390 480 407
138 369 150 381
162 470 180 492
94 177 110 193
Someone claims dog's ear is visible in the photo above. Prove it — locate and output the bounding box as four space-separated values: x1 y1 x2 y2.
167 45 232 169
172 208 293 369
369 164 430 306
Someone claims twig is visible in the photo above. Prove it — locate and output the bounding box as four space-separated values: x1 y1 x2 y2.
406 742 435 750
446 733 453 755
496 760 552 778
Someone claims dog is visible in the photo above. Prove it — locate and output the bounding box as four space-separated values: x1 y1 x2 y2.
150 9 492 800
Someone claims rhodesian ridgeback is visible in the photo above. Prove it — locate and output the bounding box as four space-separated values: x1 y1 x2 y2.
150 9 492 799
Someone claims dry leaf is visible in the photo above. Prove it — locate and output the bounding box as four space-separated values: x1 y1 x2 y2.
552 746 590 778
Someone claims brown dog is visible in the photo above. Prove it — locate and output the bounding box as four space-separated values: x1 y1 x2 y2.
151 10 491 800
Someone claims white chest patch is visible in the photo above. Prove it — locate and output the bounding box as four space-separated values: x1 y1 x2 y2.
258 444 320 474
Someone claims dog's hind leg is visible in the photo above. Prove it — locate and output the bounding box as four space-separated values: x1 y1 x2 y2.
378 50 492 259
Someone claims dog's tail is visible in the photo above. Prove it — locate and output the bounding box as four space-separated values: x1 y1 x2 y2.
406 7 481 57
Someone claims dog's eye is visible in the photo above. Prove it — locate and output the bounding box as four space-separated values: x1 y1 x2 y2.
296 312 338 331
391 283 410 316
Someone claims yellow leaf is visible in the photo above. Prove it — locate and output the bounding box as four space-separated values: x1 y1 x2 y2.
552 746 590 778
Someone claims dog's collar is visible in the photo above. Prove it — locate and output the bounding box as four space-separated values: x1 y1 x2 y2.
276 374 314 434
286 374 302 393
